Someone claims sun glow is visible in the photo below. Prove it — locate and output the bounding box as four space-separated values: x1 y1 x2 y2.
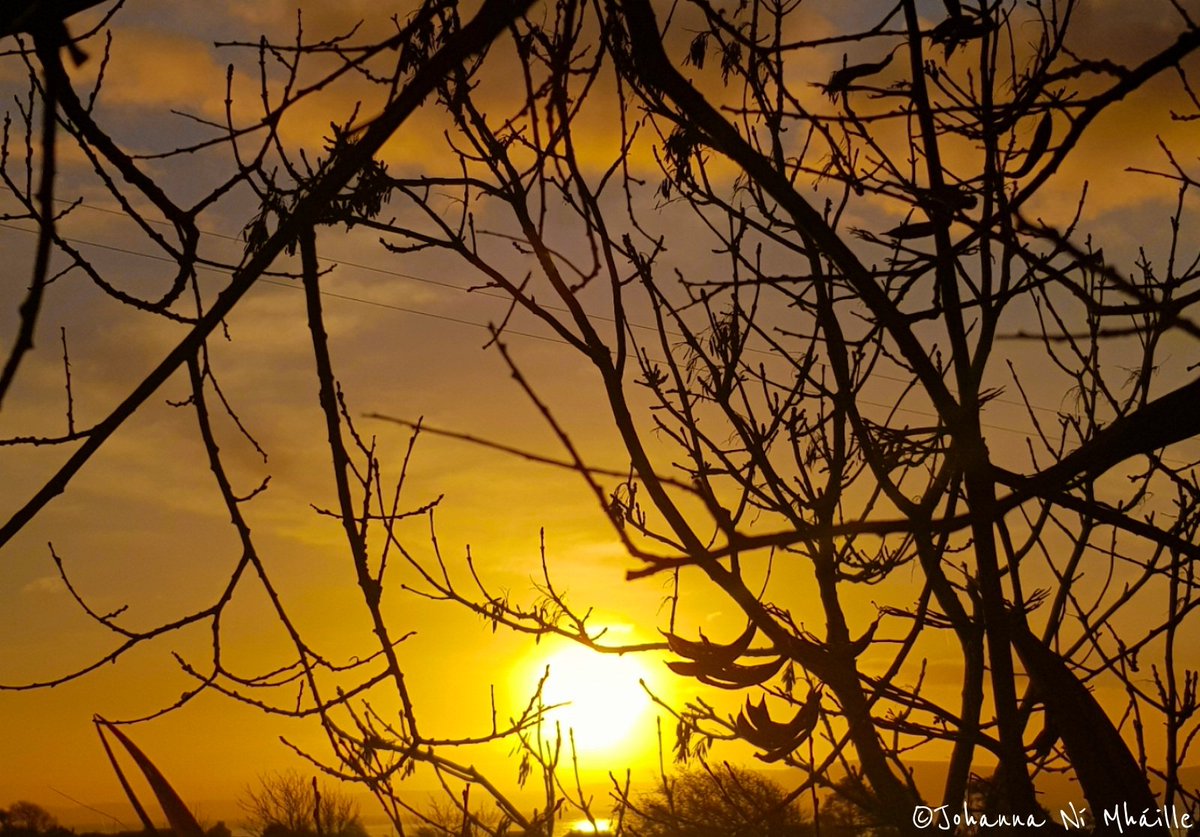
522 642 657 758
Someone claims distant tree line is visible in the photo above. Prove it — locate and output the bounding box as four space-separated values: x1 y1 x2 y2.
0 802 70 837
241 772 366 837
0 801 231 837
0 763 900 837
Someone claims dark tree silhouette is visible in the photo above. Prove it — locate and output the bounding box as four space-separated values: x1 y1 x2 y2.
241 772 365 837
332 0 1200 831
0 802 61 836
625 765 811 837
2 1 1199 836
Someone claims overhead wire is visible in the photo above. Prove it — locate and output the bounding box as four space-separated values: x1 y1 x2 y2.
0 201 1187 454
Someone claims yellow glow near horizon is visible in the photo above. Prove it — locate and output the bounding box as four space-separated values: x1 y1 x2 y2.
524 642 656 760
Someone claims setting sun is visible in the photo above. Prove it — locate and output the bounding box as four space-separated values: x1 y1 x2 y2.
521 642 658 758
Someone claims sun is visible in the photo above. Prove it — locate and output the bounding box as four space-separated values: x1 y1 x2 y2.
520 641 657 758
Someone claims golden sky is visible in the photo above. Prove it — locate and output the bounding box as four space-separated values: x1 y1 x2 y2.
2 0 1200 829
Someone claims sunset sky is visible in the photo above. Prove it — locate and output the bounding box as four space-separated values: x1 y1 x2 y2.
1 0 1199 829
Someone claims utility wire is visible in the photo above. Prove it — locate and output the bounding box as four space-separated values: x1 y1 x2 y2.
0 205 1185 451
32 200 1079 416
18 200 1085 416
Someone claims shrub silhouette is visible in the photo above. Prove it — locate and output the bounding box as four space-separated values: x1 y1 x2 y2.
625 766 812 837
241 772 365 837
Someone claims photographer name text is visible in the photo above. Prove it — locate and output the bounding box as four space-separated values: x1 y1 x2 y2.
913 801 1194 833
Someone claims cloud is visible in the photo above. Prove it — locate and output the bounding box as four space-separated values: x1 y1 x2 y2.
220 0 410 38
20 575 65 595
82 28 232 113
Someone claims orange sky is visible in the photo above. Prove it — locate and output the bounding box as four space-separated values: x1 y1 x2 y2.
2 0 1200 830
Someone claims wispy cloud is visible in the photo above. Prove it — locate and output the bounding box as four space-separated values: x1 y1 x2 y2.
20 575 65 596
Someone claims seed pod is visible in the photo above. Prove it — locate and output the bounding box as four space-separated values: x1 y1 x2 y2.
883 220 939 240
733 688 823 761
666 655 785 689
662 621 756 666
1011 112 1053 178
821 51 895 100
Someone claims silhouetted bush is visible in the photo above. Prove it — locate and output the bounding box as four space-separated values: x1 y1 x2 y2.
625 766 813 837
241 772 365 837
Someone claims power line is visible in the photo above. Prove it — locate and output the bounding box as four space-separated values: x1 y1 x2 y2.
44 198 624 326
0 208 1185 452
34 201 1078 417
47 785 128 829
258 276 562 344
